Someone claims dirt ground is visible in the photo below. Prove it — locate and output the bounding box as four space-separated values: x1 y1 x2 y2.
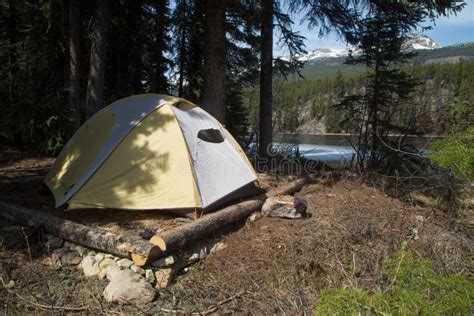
0 153 473 314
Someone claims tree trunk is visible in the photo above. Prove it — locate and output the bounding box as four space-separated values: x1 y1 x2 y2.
151 0 170 93
85 0 110 118
7 0 17 105
177 24 186 98
258 0 273 158
0 201 160 266
186 0 205 102
69 0 81 130
202 0 226 122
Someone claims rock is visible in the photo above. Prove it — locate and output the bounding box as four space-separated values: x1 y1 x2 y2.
42 254 62 270
98 269 107 280
116 258 134 269
151 255 176 267
68 245 87 257
106 265 121 281
99 258 116 270
145 269 155 284
63 241 87 256
262 195 308 219
80 254 101 277
94 253 105 263
248 212 263 222
55 249 82 266
103 268 156 304
154 268 174 289
130 265 145 275
44 234 63 250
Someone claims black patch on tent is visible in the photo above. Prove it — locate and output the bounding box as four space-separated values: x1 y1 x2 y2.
197 129 225 143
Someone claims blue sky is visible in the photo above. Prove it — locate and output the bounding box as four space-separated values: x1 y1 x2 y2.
274 0 474 54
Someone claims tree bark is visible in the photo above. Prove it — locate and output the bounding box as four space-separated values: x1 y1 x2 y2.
177 24 186 98
69 0 81 130
7 0 17 105
258 0 273 158
202 0 226 122
85 0 110 118
0 201 160 266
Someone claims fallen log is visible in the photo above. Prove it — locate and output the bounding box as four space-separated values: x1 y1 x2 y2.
0 177 309 266
149 177 309 254
0 201 160 265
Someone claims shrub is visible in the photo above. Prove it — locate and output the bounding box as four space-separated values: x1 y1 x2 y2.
315 243 474 315
429 127 474 182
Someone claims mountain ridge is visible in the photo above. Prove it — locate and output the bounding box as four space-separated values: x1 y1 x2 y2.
281 37 474 80
281 34 441 63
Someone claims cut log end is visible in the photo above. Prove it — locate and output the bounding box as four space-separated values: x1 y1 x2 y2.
149 235 167 251
131 253 147 267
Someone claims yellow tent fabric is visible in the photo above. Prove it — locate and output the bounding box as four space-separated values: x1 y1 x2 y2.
45 107 116 203
68 103 202 210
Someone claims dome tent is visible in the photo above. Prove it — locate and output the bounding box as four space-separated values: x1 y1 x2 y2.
45 94 257 212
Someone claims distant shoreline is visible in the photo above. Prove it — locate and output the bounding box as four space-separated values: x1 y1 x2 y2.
276 133 444 138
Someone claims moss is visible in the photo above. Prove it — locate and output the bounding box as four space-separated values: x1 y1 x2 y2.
316 244 474 315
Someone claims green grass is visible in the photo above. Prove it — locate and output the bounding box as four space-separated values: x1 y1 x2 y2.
315 243 474 315
430 127 474 182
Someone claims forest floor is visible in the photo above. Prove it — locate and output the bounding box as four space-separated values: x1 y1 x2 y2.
0 150 472 314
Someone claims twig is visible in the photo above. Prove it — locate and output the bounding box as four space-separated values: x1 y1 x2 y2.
200 290 246 315
0 276 94 312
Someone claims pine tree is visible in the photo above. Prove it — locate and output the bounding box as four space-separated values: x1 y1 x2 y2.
170 0 205 101
143 0 172 94
0 0 68 151
202 0 226 122
86 0 111 118
258 0 273 158
224 0 261 146
69 0 81 131
336 0 464 170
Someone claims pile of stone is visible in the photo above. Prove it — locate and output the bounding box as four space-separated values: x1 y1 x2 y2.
41 234 226 305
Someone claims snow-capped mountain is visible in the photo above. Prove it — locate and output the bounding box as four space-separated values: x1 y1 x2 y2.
402 33 440 50
281 34 440 63
280 48 349 63
292 48 348 61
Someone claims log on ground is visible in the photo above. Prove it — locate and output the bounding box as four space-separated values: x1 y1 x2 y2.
0 177 309 266
0 201 160 266
150 177 309 254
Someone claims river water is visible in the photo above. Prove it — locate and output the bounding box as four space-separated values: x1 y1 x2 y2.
272 134 440 161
